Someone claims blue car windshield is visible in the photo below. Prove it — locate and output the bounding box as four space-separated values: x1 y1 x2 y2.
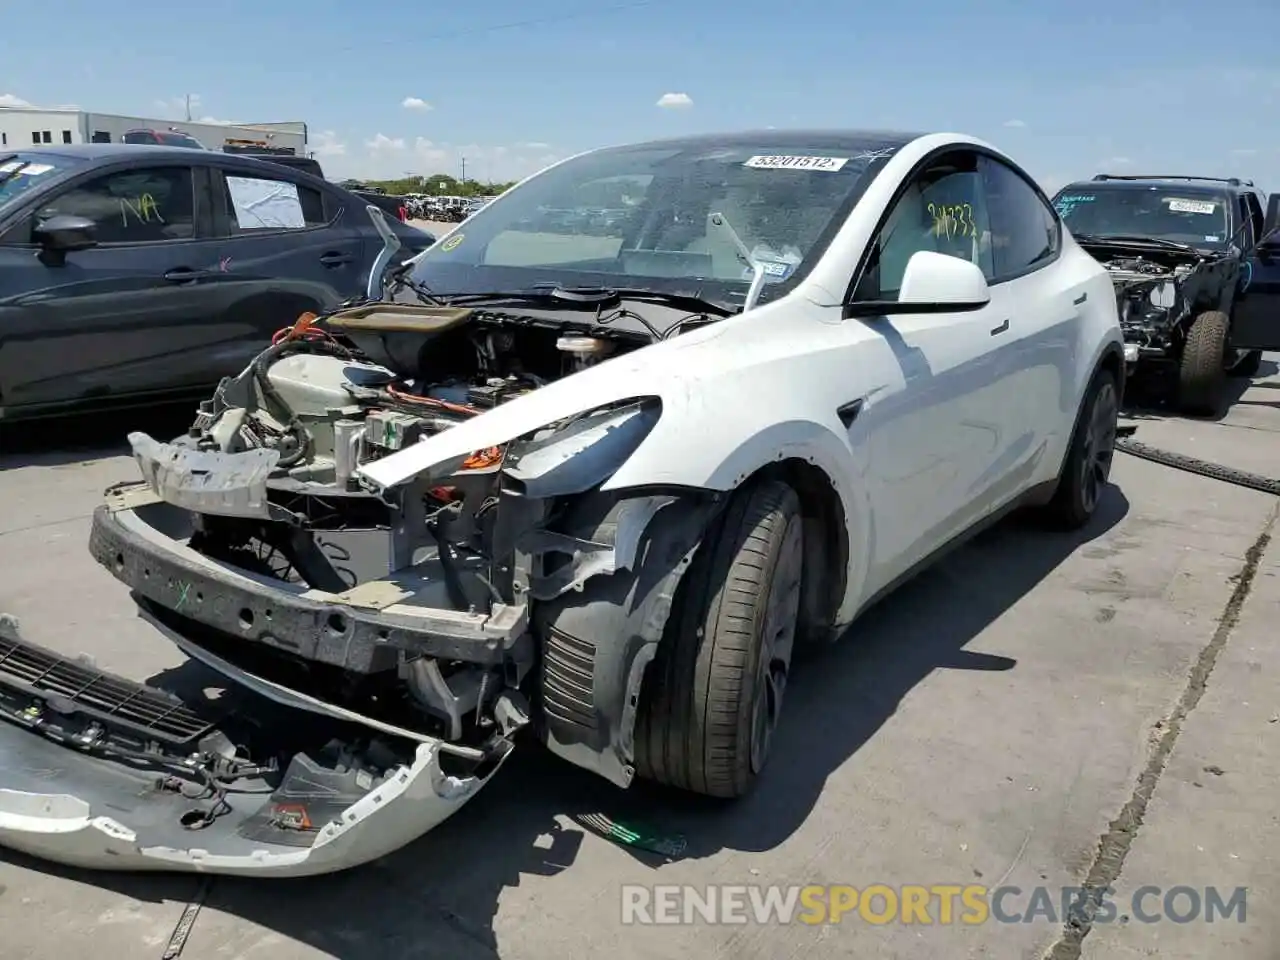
409 135 905 309
0 153 85 210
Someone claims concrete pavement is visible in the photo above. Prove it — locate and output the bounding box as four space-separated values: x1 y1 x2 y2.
1 364 1279 959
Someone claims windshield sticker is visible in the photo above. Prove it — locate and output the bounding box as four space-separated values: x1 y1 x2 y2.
929 202 978 239
742 258 797 283
440 233 464 252
1053 194 1094 215
1205 235 1220 242
2 162 54 176
1166 198 1216 215
743 155 848 172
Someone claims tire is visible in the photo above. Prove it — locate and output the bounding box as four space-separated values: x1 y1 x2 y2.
1231 349 1263 378
634 479 805 798
1177 310 1229 415
1044 368 1119 530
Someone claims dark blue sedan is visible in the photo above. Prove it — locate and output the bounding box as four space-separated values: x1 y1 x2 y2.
0 144 434 421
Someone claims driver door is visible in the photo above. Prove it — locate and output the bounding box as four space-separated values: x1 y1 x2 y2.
846 150 1017 596
1232 193 1280 352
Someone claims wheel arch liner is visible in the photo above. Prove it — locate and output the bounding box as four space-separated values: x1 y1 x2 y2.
533 491 722 787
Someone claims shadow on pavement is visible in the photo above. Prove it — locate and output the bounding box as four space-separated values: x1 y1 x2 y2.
0 403 198 470
0 487 1130 958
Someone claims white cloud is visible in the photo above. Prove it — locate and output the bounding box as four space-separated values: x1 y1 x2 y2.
656 92 693 109
310 130 347 157
365 133 407 151
401 96 432 111
1002 119 1027 128
0 93 33 108
1102 156 1132 166
197 115 236 125
320 134 561 183
1231 148 1258 156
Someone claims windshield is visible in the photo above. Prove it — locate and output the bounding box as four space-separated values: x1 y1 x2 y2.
0 153 85 209
1053 185 1232 249
409 135 903 308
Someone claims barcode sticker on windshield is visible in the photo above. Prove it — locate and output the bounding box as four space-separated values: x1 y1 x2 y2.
744 155 848 171
1166 198 1216 214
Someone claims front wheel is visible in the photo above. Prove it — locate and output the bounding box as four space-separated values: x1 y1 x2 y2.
634 479 805 798
1177 310 1230 415
1044 368 1119 530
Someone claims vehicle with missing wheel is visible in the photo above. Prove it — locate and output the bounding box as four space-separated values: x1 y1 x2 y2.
1051 174 1280 414
0 129 1126 876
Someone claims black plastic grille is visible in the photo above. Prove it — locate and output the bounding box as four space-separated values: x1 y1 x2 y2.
0 633 213 746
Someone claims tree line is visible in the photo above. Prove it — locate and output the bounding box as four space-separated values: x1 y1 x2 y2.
361 174 519 197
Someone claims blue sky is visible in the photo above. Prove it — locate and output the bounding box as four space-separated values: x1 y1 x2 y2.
3 0 1279 191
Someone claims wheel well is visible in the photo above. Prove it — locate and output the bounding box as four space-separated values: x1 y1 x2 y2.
748 458 848 643
1099 342 1124 405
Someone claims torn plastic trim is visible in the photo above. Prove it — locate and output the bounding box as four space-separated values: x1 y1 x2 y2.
535 492 722 787
129 432 282 521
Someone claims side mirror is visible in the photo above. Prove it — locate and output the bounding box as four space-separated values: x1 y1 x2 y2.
846 250 991 318
33 215 98 253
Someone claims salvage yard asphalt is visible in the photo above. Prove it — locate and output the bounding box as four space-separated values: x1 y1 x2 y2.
2 358 1280 959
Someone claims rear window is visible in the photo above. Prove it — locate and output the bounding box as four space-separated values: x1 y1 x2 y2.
0 153 85 210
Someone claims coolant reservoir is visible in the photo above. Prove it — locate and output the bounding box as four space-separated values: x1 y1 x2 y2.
265 354 392 417
556 336 615 364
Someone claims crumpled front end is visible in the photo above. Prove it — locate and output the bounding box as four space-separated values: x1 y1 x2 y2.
83 300 711 807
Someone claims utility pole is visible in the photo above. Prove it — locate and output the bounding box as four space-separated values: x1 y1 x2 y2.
184 94 192 121
460 157 466 183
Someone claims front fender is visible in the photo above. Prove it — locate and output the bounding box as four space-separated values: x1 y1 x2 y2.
604 417 871 624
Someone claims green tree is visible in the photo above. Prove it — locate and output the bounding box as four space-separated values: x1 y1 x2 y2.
364 174 517 197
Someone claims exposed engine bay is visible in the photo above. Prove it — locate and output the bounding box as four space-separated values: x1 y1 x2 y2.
1088 244 1237 361
15 291 725 876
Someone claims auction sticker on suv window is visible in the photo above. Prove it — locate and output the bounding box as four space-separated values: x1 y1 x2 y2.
1166 198 1217 214
744 155 848 171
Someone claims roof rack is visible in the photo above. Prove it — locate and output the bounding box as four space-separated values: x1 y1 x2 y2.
1091 174 1253 187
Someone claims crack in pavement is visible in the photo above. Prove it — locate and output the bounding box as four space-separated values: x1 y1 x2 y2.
1043 501 1278 960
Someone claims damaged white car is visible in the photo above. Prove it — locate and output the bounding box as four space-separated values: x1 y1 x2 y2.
0 129 1125 876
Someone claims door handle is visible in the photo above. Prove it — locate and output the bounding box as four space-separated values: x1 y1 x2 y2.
990 318 1010 336
1074 292 1088 305
320 251 355 266
163 267 212 283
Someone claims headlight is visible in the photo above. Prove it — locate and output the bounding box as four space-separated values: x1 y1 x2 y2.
1124 343 1139 362
503 399 661 497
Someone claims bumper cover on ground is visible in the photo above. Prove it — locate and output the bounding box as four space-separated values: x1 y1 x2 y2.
0 616 511 877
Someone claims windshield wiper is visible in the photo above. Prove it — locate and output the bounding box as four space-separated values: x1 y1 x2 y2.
435 286 736 317
1074 233 1197 252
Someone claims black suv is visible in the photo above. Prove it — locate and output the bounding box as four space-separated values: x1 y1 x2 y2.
1052 174 1280 414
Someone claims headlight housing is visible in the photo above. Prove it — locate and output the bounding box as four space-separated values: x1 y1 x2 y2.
503 398 661 497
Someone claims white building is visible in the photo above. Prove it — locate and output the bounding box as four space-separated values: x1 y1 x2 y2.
0 107 308 156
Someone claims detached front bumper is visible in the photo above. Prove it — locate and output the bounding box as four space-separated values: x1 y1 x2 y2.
89 482 529 675
0 616 512 877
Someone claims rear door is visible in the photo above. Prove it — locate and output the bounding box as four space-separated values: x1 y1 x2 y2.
0 158 227 412
204 162 366 365
1232 193 1280 351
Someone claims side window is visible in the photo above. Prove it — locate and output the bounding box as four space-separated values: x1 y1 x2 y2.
979 157 1060 280
35 166 196 244
1243 193 1265 247
218 172 327 233
853 151 993 301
